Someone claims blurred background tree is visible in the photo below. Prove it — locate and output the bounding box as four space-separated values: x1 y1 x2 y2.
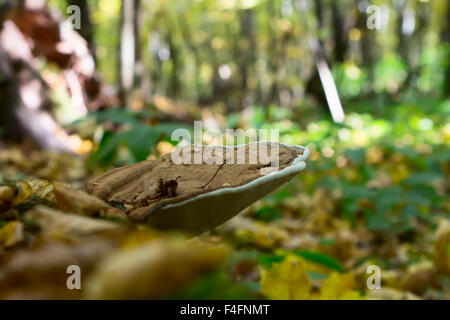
53 0 448 109
0 0 446 131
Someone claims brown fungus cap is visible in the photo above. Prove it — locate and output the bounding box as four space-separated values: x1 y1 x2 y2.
86 142 309 235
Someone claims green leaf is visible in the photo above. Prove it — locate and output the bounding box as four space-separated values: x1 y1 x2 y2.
253 207 281 222
125 124 160 162
405 186 436 207
366 212 390 231
92 108 151 125
294 250 343 272
403 172 442 186
375 186 402 213
258 253 286 268
344 148 366 165
343 184 373 200
88 130 127 166
171 271 258 299
318 238 337 246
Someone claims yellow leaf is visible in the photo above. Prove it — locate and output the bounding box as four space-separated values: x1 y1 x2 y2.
86 240 228 299
27 179 57 204
316 272 362 300
260 255 311 300
53 182 110 216
367 287 421 300
434 219 450 276
24 206 117 240
236 224 288 249
13 181 31 205
0 185 15 206
0 221 24 248
0 181 31 209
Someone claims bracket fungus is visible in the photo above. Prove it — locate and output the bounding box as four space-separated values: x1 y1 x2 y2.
86 142 309 235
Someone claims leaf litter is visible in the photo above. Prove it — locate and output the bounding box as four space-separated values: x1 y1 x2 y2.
0 139 448 299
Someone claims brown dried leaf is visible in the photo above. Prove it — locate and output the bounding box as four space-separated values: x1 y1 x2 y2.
0 185 15 206
0 221 25 248
366 288 421 300
402 261 436 295
0 237 116 299
24 206 118 240
85 239 228 299
27 178 57 204
434 219 450 276
0 181 31 212
53 182 116 217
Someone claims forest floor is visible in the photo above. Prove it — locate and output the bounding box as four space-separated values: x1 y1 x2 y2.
0 98 449 299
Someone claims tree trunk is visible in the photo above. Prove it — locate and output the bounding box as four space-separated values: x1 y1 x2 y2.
395 0 408 69
179 14 202 101
355 3 376 87
441 0 450 97
66 0 95 58
264 0 280 106
331 1 349 63
239 9 255 92
0 40 72 151
118 0 141 107
305 0 327 108
167 30 180 98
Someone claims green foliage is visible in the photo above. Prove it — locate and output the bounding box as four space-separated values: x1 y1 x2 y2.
253 206 281 222
295 99 448 236
259 250 343 273
61 0 448 107
221 96 447 240
86 109 190 166
171 271 259 299
374 53 408 93
293 250 343 272
0 217 6 229
332 63 368 99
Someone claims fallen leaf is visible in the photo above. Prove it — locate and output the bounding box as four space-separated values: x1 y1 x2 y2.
85 239 228 299
0 237 116 299
0 185 15 205
260 255 311 299
434 219 450 276
27 179 57 204
53 182 119 217
366 287 421 300
402 261 436 295
0 181 31 211
0 221 25 248
314 272 362 300
24 206 118 240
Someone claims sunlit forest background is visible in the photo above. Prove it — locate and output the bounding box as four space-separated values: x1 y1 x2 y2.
0 0 449 299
